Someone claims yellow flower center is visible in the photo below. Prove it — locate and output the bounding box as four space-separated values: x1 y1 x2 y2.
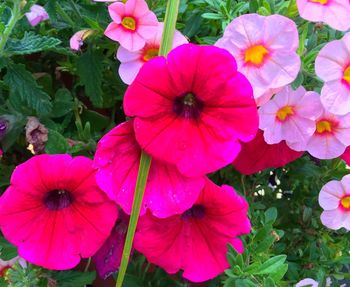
276 106 294 121
343 66 350 85
341 195 350 209
121 16 136 31
309 0 328 4
316 120 332 134
143 48 159 61
244 45 269 65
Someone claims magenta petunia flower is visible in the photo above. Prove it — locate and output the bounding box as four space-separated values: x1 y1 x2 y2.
319 174 350 230
215 14 301 105
297 0 350 31
94 120 205 218
117 22 188 84
0 154 118 270
315 32 350 115
123 44 258 177
104 0 158 52
134 179 251 282
259 86 322 150
341 146 350 165
232 129 304 175
301 107 350 159
25 4 49 27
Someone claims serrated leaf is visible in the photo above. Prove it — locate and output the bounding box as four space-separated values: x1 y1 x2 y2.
52 88 73 118
77 48 104 107
52 271 96 287
5 32 61 55
45 129 69 154
4 63 52 115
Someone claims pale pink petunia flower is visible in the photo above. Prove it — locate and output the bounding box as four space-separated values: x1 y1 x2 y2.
69 29 94 51
297 0 350 32
25 4 49 27
299 107 350 159
296 278 319 287
215 14 301 105
117 22 188 84
319 174 350 230
315 32 350 115
104 0 159 52
259 86 322 150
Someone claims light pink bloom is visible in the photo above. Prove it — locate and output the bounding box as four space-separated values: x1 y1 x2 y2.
104 0 158 52
315 32 350 115
25 4 49 27
94 120 205 218
296 278 319 287
117 22 188 84
319 174 350 230
301 107 350 159
69 29 94 51
297 0 350 31
259 86 322 150
215 14 301 105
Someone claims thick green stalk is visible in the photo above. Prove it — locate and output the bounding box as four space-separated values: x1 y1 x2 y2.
0 0 22 56
115 1 180 286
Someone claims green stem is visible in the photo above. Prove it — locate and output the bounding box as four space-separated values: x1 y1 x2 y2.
0 0 22 56
115 1 180 286
115 152 151 287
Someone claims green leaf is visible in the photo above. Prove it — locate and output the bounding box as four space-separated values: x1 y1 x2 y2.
45 129 69 154
0 236 18 261
77 48 104 107
5 32 61 55
51 271 96 287
52 88 73 118
265 207 278 224
249 255 287 275
249 0 259 12
263 277 276 287
269 263 288 281
4 63 52 115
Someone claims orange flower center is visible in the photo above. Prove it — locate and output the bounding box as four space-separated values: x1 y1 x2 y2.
316 120 332 134
309 0 328 4
121 16 136 31
340 195 350 210
276 106 294 121
143 48 159 61
244 45 269 65
343 66 350 85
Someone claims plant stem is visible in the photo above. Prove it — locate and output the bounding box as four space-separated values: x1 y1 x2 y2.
115 1 180 286
115 152 151 287
0 0 22 56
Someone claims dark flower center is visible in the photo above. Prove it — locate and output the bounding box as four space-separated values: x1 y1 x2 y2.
181 204 206 220
173 92 204 119
44 189 73 211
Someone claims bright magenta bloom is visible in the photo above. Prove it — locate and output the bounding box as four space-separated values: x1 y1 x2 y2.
104 0 158 52
297 0 350 32
315 32 350 115
134 179 251 282
124 44 258 176
117 22 188 84
94 120 205 218
259 86 322 150
232 130 304 175
0 155 118 270
215 14 300 105
341 147 350 165
319 175 350 230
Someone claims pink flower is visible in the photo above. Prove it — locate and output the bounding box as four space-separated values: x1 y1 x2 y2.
117 22 188 84
124 44 258 177
232 130 304 175
25 4 49 27
0 155 118 270
259 86 322 150
315 32 350 115
302 108 350 159
215 14 301 105
134 179 251 282
69 29 94 51
341 146 350 165
319 174 350 230
104 0 158 52
296 278 319 287
94 120 205 218
297 0 350 31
